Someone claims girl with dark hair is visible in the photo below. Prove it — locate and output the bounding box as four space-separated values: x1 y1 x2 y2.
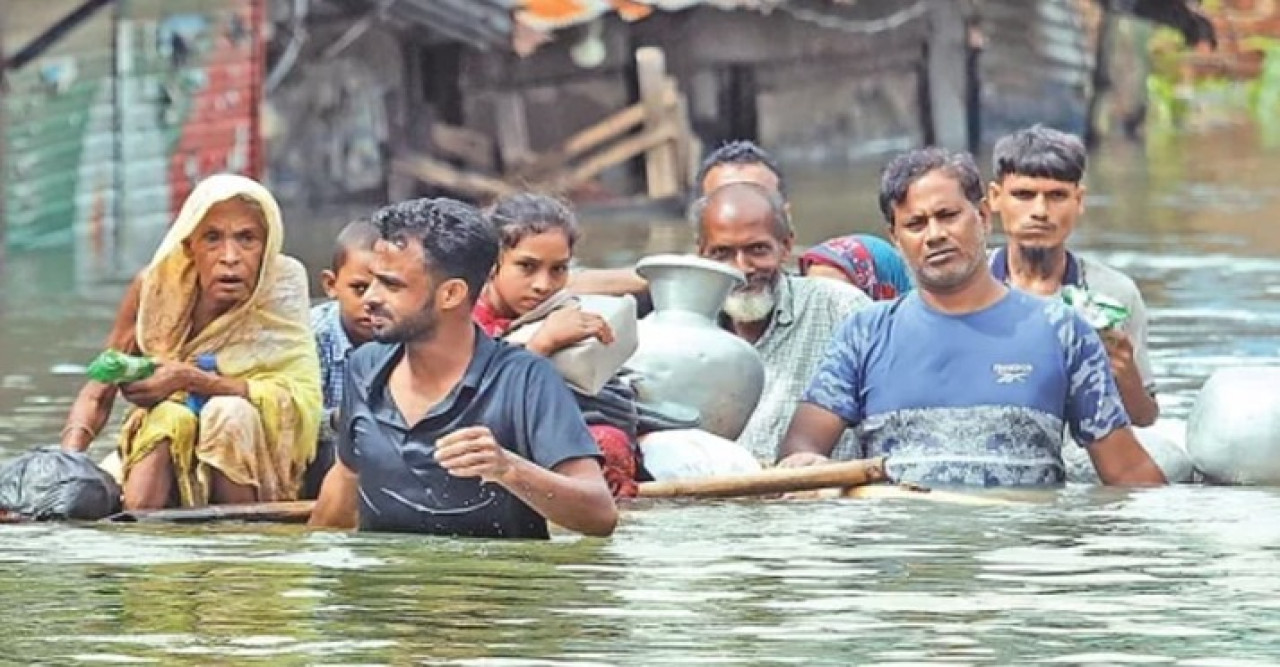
473 193 641 498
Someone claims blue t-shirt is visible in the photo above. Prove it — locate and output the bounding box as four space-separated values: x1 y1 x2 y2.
338 330 602 538
802 289 1130 486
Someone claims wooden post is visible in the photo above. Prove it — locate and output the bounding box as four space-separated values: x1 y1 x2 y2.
493 91 532 170
635 47 680 199
671 85 695 190
925 0 970 151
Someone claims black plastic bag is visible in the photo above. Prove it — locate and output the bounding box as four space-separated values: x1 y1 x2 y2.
0 447 122 521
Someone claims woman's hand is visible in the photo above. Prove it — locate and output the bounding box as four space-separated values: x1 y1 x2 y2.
120 362 193 409
527 306 615 356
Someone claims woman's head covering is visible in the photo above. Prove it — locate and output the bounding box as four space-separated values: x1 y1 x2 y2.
799 234 913 301
135 174 286 360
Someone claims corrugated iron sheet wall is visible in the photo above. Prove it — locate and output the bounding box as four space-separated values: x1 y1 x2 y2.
978 0 1093 143
4 1 118 251
2 0 264 275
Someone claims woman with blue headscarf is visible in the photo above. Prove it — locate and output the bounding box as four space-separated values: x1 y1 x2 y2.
799 234 913 301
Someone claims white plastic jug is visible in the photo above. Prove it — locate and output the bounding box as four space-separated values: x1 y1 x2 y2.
506 294 638 396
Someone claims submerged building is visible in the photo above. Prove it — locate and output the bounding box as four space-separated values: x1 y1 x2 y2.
1 0 1213 277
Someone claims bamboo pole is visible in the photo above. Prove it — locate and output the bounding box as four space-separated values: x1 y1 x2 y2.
109 500 316 524
637 458 889 499
104 458 891 524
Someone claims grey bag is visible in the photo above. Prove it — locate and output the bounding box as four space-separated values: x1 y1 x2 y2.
0 447 122 521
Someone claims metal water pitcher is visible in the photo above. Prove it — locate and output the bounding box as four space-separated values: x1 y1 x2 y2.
625 254 766 440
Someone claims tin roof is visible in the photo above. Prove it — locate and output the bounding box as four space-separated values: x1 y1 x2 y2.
364 0 1215 52
378 0 518 49
517 0 853 32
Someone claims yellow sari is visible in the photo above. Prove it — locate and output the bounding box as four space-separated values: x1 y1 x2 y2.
118 174 322 506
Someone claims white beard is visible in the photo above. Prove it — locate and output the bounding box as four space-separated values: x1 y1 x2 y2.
723 284 777 324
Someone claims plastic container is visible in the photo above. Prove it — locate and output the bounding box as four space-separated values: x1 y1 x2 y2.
506 295 639 396
86 350 156 384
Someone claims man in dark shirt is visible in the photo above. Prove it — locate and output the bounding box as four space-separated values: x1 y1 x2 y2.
308 198 618 538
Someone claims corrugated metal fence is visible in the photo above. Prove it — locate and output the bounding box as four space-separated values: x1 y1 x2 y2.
3 0 264 278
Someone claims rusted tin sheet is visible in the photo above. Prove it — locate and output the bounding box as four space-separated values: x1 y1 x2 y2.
3 1 118 251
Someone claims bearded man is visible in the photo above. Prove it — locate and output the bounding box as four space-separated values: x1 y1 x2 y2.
691 181 871 460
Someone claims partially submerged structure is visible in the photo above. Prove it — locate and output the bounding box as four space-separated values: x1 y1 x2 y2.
2 0 1215 277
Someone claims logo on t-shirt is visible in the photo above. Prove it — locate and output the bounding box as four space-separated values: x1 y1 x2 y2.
992 363 1033 384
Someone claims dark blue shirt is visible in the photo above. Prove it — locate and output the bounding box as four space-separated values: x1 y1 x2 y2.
338 330 601 538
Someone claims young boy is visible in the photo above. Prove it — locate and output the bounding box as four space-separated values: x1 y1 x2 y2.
304 219 379 497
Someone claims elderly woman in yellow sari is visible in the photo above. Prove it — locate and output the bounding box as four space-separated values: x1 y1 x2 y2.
60 174 322 510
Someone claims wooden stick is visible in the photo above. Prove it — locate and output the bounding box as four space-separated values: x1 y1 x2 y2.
430 122 496 172
108 500 316 524
637 458 889 499
100 459 893 524
519 102 648 177
557 123 675 191
392 154 519 198
517 88 679 179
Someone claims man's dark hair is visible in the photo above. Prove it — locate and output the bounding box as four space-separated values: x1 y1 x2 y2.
687 181 792 244
329 218 380 272
487 192 581 251
371 198 498 303
992 124 1087 184
878 147 985 226
693 140 787 197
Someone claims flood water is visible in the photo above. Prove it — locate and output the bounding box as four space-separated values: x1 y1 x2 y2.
2 127 1280 663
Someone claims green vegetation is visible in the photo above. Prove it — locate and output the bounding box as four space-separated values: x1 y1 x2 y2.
1146 27 1280 144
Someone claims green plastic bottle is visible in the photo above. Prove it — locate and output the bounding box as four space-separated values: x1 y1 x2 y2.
86 349 157 384
1061 285 1130 331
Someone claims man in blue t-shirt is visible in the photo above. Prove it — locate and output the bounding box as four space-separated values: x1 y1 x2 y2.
778 148 1166 487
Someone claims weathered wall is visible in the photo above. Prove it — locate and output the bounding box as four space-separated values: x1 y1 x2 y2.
460 16 636 196
638 4 930 163
2 0 265 279
458 2 931 183
265 20 403 214
116 0 266 273
977 0 1093 144
0 5 7 269
4 0 117 253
